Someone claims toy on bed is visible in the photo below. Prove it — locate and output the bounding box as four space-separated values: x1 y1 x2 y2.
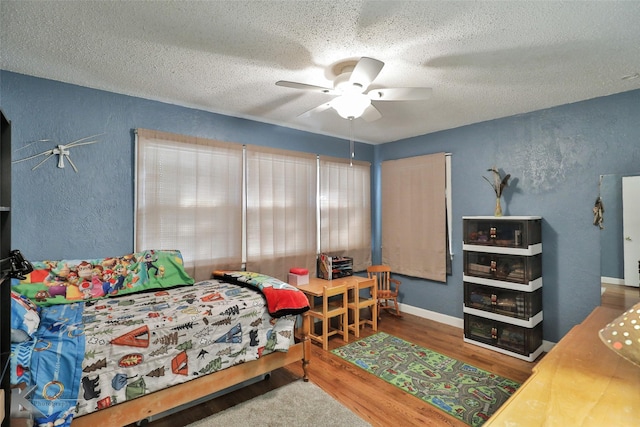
10 250 310 427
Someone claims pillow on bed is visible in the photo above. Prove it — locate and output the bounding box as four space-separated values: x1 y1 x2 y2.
10 290 40 342
213 271 310 317
12 249 195 306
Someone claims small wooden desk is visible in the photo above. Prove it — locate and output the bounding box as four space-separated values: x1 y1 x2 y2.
293 275 370 297
486 306 640 426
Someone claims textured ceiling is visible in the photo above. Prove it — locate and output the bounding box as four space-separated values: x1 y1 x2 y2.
1 1 640 144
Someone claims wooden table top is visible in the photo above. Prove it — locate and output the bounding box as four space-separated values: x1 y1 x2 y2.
486 305 640 426
292 275 369 297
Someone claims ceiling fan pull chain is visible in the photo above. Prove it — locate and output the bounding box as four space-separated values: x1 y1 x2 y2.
349 117 354 166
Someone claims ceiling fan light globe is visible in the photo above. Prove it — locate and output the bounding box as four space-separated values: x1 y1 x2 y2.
331 93 371 119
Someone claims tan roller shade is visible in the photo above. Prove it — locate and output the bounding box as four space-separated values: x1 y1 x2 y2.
381 152 446 281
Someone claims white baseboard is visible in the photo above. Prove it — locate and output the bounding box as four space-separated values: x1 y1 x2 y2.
602 276 625 286
399 302 556 354
399 302 464 328
543 340 555 353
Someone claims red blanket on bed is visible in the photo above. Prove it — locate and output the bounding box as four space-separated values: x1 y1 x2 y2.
213 271 310 317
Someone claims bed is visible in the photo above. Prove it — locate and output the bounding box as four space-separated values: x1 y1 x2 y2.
9 250 310 427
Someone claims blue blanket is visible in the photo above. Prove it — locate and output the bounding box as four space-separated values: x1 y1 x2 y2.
12 303 85 426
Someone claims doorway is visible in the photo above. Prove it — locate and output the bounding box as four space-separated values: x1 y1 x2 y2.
600 173 640 310
622 175 640 288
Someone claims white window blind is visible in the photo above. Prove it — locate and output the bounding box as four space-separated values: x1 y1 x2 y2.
135 129 243 281
136 130 372 283
245 146 317 281
381 152 446 281
319 156 372 271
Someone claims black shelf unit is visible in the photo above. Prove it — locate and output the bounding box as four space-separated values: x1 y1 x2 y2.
1 110 11 427
462 216 543 362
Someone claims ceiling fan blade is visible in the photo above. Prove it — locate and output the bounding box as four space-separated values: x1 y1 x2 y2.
367 87 433 101
360 104 382 122
298 102 332 119
349 57 384 92
276 80 338 95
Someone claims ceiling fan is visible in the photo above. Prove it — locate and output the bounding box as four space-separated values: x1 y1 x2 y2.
276 57 432 121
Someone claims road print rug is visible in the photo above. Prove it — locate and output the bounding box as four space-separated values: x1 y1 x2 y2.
331 332 520 426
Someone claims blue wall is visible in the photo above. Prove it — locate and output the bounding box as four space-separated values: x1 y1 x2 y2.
600 174 624 279
2 70 640 342
373 89 640 342
1 70 373 259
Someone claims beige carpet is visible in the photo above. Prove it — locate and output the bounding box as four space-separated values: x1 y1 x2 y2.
185 380 371 427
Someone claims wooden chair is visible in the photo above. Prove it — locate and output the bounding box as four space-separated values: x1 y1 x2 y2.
347 278 377 337
367 265 402 318
307 285 348 350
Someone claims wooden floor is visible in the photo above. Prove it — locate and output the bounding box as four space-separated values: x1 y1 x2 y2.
124 283 638 427
133 312 539 427
601 282 640 311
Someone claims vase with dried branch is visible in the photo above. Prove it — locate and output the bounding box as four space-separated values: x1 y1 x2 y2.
483 167 510 216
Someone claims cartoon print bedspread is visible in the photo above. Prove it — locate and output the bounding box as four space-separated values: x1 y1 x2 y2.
14 279 297 424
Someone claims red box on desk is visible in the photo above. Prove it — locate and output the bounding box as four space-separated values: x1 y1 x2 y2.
288 267 309 285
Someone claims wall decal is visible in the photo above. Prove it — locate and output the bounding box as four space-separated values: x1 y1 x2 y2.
13 133 104 172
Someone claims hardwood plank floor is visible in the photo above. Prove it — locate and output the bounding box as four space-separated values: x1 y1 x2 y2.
132 312 539 427
601 282 640 310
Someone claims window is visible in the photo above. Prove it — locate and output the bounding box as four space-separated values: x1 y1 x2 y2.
135 129 243 281
381 152 447 281
136 130 372 282
245 146 317 279
319 156 371 271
